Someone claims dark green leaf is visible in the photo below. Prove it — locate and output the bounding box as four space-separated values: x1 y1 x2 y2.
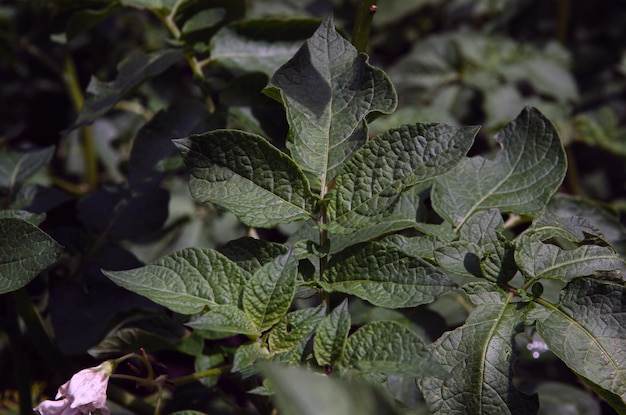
325 123 477 234
321 242 456 308
264 15 397 188
218 237 288 276
103 247 246 314
432 107 566 229
269 304 325 353
74 49 183 127
174 130 316 228
341 320 441 377
528 278 626 407
419 283 539 415
186 304 258 337
242 252 298 332
232 342 271 378
0 146 54 190
262 363 404 415
0 218 62 294
314 299 351 366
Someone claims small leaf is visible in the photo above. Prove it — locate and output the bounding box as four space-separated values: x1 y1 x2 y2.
181 8 226 34
321 242 456 308
265 15 397 188
314 299 351 366
325 123 477 234
75 49 183 127
174 130 316 228
0 218 62 294
432 106 566 229
232 342 271 378
209 18 320 77
0 146 54 190
419 283 539 415
243 252 298 332
269 304 325 353
186 304 259 337
341 320 441 377
103 247 246 314
528 278 626 407
262 363 404 415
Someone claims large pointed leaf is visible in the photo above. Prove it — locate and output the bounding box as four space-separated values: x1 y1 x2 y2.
320 242 456 308
419 283 538 414
262 364 404 415
264 15 397 188
528 279 626 407
314 299 351 366
325 123 477 234
341 321 441 377
173 130 316 228
0 217 62 294
75 49 183 127
432 106 566 229
242 252 298 332
103 247 246 314
218 237 288 276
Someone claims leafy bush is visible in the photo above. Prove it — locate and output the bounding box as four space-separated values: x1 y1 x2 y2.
1 1 626 414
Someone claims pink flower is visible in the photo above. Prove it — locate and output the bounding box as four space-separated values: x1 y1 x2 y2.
34 362 114 415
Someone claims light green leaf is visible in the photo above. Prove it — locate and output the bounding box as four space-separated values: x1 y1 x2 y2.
529 278 626 407
314 299 351 366
321 242 456 308
264 15 397 188
516 230 626 282
75 49 183 127
262 364 404 415
103 248 246 315
181 8 226 34
432 106 567 229
325 123 477 234
269 304 325 353
0 218 62 294
173 130 316 228
186 304 258 337
341 320 441 377
209 18 320 77
419 283 539 414
120 0 177 12
243 252 298 332
0 146 54 190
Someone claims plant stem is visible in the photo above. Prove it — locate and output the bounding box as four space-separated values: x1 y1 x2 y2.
166 364 232 386
64 54 98 190
351 0 378 53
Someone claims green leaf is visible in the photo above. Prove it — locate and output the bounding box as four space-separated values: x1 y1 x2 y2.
209 18 320 77
103 247 246 314
218 237 288 276
529 278 626 407
243 252 298 332
264 15 397 188
269 304 325 353
74 49 183 127
232 342 271 378
120 0 178 12
314 299 351 366
262 364 404 415
341 320 441 377
516 227 626 282
0 146 54 190
321 242 456 308
432 106 567 229
173 130 316 228
186 304 259 337
0 218 62 294
419 283 539 415
181 8 226 34
325 123 477 234
0 209 45 225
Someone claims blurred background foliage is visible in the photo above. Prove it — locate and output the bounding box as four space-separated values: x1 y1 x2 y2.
1 0 626 413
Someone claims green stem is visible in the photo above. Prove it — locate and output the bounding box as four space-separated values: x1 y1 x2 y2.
351 0 378 53
166 365 232 387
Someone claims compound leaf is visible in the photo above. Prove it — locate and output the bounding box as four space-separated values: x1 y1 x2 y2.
264 15 397 188
103 247 246 314
174 130 316 228
432 106 566 229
